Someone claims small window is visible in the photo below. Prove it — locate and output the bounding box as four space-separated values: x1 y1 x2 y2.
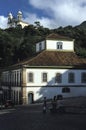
39 43 42 51
14 72 17 86
28 73 34 82
17 71 19 86
20 71 22 86
68 72 75 83
57 42 63 50
42 73 47 82
55 73 62 83
62 87 70 93
81 72 86 83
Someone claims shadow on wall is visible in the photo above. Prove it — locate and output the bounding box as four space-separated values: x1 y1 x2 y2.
35 66 86 102
36 70 71 102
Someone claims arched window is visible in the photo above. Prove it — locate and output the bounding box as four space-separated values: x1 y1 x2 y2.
68 72 75 83
39 43 42 51
55 73 62 83
57 42 63 50
28 73 34 82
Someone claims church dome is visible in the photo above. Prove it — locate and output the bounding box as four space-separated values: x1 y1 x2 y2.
18 11 22 15
8 12 13 19
8 12 12 16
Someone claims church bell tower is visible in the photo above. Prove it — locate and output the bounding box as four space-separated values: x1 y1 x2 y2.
17 11 22 21
8 12 13 27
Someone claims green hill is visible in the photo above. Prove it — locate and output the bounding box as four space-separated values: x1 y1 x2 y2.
0 22 86 67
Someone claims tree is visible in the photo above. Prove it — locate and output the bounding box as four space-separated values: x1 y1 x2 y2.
34 21 41 28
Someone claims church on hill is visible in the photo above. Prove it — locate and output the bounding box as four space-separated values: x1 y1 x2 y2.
7 11 29 28
1 33 86 105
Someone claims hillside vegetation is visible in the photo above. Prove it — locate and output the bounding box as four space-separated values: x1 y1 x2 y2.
0 21 86 67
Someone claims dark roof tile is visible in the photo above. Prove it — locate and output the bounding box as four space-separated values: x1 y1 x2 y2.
46 33 73 41
20 51 86 67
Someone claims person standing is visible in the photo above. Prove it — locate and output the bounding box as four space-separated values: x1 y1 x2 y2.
43 97 47 113
52 96 57 112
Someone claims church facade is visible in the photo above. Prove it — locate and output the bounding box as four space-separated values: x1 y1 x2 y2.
1 33 86 104
7 11 29 28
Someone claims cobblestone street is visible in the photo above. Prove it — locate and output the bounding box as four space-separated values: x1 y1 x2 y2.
0 97 86 130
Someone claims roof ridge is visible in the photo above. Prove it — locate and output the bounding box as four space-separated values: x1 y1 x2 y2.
46 33 73 41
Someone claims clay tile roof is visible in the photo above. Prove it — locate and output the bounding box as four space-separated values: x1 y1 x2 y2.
21 51 86 67
46 33 73 41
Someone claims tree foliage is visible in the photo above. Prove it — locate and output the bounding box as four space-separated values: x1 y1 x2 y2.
0 21 86 67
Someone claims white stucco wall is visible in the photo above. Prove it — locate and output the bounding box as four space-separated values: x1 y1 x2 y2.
25 68 86 103
2 68 86 104
36 41 45 52
26 87 86 104
17 21 29 28
36 39 74 53
46 40 74 51
26 69 86 86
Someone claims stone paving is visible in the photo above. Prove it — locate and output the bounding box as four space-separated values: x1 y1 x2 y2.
0 97 86 130
56 96 86 114
43 96 86 114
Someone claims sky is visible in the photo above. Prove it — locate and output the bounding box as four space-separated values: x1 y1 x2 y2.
0 0 86 29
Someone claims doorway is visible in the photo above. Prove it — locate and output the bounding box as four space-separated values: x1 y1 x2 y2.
28 93 34 104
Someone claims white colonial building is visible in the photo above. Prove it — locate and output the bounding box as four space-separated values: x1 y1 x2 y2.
8 11 29 28
1 33 86 104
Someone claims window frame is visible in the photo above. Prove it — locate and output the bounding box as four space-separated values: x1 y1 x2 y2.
68 72 75 83
81 72 86 83
55 73 62 83
42 73 47 82
28 72 34 83
62 87 70 93
39 43 42 51
57 42 63 50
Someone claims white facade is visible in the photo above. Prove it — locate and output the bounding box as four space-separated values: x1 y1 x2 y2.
36 39 74 53
7 11 29 28
36 41 45 52
17 21 29 28
1 33 86 104
2 67 86 104
24 68 86 104
26 69 86 86
46 40 74 51
1 69 22 104
26 87 86 103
